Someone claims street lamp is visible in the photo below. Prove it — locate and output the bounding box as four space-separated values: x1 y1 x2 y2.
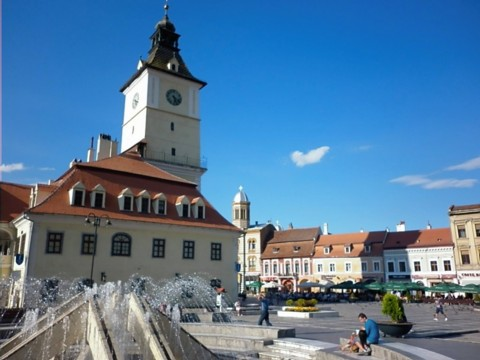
243 230 247 294
85 213 112 286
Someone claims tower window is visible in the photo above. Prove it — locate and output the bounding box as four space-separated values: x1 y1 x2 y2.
171 148 176 156
171 122 175 131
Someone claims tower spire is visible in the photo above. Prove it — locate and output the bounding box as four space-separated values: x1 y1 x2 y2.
164 0 169 16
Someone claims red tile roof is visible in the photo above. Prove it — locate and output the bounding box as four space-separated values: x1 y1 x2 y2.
262 227 320 259
11 152 237 232
314 231 387 258
383 228 453 249
0 182 32 222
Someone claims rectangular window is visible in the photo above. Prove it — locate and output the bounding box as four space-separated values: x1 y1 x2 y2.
183 240 195 259
93 193 104 208
273 263 278 274
171 148 176 156
46 232 63 254
82 234 95 255
158 199 166 214
457 225 466 238
364 245 371 253
303 261 309 274
264 263 269 275
345 262 352 272
197 206 204 219
294 263 300 274
211 243 222 260
430 261 438 272
361 262 367 272
344 245 351 254
73 190 83 206
374 261 380 272
152 238 165 258
475 224 480 237
387 262 395 272
317 263 323 273
443 260 452 271
461 250 470 265
414 261 421 272
124 196 133 211
399 261 407 272
285 263 291 275
182 204 189 217
141 198 149 213
324 247 330 254
329 263 336 272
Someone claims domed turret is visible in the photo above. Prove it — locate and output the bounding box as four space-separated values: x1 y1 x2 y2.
232 186 250 229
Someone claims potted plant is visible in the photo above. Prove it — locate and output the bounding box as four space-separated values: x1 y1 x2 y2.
377 293 414 337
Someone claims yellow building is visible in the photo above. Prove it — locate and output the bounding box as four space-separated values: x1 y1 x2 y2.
449 204 480 285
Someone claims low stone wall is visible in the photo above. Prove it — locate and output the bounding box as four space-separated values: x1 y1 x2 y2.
277 310 339 318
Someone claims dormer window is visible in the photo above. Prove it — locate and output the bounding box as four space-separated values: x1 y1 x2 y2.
167 57 179 72
118 188 134 211
153 193 167 215
272 247 280 254
90 184 106 208
293 246 301 253
191 197 206 219
69 182 85 206
176 195 190 218
324 246 331 255
365 244 371 253
136 190 151 213
344 244 352 254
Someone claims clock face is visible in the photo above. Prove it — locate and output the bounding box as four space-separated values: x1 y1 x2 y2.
166 89 182 106
132 93 139 109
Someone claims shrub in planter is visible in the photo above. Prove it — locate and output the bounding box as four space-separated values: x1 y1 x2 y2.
296 298 306 307
286 299 294 306
381 293 407 323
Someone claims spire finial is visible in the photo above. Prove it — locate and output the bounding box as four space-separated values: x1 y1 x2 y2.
164 0 169 16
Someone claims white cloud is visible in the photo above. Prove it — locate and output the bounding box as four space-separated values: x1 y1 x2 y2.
423 178 477 189
445 156 480 171
290 146 330 167
0 163 25 173
390 174 477 189
390 175 431 186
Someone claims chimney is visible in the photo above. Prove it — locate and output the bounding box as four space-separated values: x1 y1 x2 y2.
96 134 118 160
396 221 406 232
323 222 329 235
87 137 95 162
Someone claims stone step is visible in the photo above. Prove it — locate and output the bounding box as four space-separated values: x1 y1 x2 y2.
189 333 273 352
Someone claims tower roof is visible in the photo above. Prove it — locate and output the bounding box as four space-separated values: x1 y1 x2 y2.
120 3 206 92
233 186 249 203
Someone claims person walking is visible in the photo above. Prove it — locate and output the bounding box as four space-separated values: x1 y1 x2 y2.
355 312 379 356
434 295 448 321
257 294 272 326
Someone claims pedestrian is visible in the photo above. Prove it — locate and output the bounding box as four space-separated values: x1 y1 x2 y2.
354 312 379 356
234 299 242 316
433 295 448 321
257 294 272 326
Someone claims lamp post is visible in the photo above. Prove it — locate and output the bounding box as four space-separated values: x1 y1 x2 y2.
85 213 112 286
243 230 247 294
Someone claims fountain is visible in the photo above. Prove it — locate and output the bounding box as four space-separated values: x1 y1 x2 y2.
0 274 299 359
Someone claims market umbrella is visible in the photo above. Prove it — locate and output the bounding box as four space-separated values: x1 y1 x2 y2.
262 281 282 289
298 281 322 288
249 281 264 288
329 280 355 290
364 281 385 291
384 282 424 292
425 282 462 293
460 284 480 294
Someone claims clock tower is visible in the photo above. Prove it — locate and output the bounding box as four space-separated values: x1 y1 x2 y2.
120 3 207 188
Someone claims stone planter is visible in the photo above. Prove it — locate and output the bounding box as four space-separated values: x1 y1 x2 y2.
277 310 339 318
377 321 414 338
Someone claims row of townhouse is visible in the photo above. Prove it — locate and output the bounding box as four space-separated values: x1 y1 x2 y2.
260 225 456 291
233 188 480 292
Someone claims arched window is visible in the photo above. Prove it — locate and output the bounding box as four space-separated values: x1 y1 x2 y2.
112 233 131 256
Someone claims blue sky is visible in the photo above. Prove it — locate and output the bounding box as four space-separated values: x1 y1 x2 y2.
2 0 479 233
